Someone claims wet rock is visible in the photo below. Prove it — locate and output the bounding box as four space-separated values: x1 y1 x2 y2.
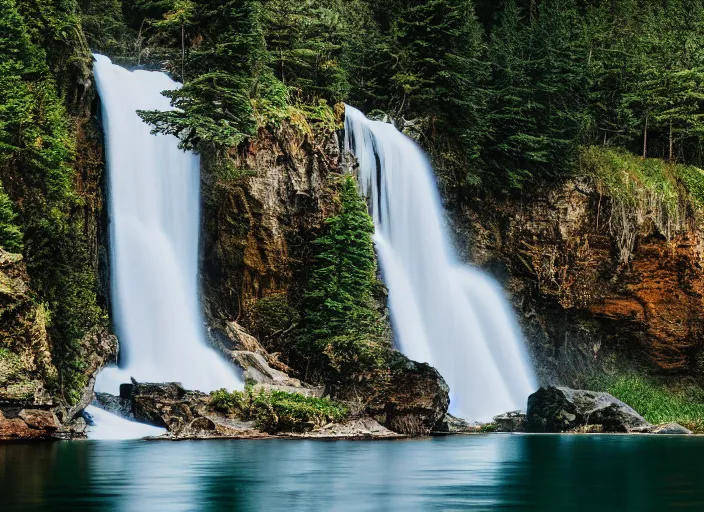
526 386 651 433
652 422 692 435
93 392 133 419
493 411 527 433
126 382 208 428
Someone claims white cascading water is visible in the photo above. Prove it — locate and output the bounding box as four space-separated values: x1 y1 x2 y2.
89 55 241 438
344 106 536 421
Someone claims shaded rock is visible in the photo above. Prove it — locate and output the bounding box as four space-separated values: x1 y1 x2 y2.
189 417 216 432
126 382 208 429
365 353 450 436
652 422 692 435
493 411 527 433
527 386 651 433
93 392 133 420
207 321 323 397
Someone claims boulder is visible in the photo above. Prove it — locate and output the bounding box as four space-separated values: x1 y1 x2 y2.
493 411 527 433
365 353 450 436
93 382 263 439
434 414 481 434
651 422 692 435
526 386 651 433
0 408 58 440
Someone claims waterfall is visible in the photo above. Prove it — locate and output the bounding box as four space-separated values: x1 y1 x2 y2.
89 55 240 437
344 106 536 421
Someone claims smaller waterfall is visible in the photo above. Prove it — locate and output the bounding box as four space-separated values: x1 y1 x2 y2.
344 106 536 421
85 405 166 440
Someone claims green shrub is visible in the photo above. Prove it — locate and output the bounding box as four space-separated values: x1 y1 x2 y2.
252 294 299 342
210 387 348 433
588 374 704 433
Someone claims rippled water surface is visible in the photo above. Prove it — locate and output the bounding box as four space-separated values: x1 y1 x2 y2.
2 435 704 511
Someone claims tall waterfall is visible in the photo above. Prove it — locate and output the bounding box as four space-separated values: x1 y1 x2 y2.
92 55 241 399
344 106 536 421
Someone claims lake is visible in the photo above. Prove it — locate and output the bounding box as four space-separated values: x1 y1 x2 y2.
1 434 703 511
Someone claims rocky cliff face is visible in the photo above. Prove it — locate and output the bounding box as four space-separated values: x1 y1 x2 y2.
455 178 704 386
200 122 340 325
0 57 115 440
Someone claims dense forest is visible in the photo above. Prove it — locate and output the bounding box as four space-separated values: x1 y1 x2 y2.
77 0 704 193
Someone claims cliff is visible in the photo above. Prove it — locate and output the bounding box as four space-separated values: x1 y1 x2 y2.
456 164 704 387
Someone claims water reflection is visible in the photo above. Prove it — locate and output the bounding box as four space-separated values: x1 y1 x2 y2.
2 435 704 511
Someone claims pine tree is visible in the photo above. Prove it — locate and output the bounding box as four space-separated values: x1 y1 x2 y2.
393 0 489 187
298 176 386 384
484 0 537 188
0 184 23 254
527 0 589 179
301 176 377 339
138 0 266 155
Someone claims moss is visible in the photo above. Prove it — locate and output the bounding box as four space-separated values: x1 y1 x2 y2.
210 387 348 433
580 147 680 215
577 146 704 262
588 374 704 433
0 348 23 385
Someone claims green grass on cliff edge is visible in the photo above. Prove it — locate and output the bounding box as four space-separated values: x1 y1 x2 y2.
580 146 704 212
588 374 704 433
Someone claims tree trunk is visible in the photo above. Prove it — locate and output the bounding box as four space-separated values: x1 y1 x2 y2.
643 113 648 159
181 23 185 83
669 121 673 161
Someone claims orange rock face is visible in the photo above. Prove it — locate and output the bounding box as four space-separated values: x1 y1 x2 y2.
0 410 58 441
461 178 704 382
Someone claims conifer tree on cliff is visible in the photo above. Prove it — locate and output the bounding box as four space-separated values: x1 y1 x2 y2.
139 0 267 156
392 0 489 188
299 176 385 384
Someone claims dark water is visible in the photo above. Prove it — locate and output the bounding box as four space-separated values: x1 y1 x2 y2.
2 435 703 511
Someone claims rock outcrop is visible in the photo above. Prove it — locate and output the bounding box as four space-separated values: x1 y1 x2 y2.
0 247 116 440
201 122 339 328
457 177 704 385
493 411 527 433
526 386 651 433
93 381 404 440
0 409 59 440
206 320 323 396
364 353 450 436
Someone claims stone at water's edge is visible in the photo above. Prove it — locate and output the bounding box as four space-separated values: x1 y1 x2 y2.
652 423 692 435
493 411 527 433
364 353 450 436
92 381 404 440
526 386 651 433
0 409 59 440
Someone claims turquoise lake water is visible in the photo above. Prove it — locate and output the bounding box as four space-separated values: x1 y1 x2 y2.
1 434 703 511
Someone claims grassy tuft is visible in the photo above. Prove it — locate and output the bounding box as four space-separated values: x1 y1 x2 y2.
210 387 348 433
588 374 704 433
